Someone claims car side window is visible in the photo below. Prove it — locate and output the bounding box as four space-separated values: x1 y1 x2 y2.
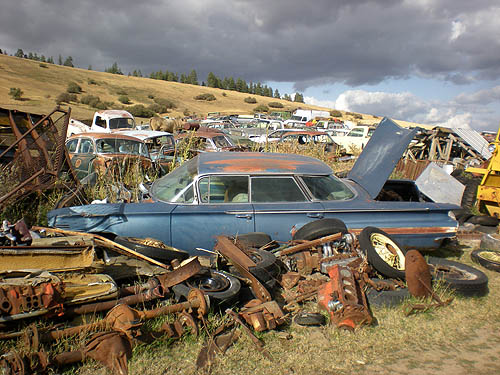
251 177 307 202
66 139 78 153
79 139 94 154
198 176 249 203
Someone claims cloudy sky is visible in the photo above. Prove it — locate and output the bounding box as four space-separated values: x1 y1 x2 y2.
1 0 499 131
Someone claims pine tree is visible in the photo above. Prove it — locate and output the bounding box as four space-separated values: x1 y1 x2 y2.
15 49 24 58
58 55 62 65
105 62 123 75
63 56 74 67
274 89 280 99
294 92 304 103
188 69 198 85
207 72 218 88
47 56 54 64
40 55 46 62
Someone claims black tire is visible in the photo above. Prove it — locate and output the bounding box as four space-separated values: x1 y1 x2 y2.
359 227 406 279
293 218 348 241
294 312 326 326
365 279 409 308
466 215 499 227
234 232 272 248
454 175 480 212
427 257 488 297
471 249 500 273
480 233 500 251
453 209 473 225
172 269 241 302
114 236 189 263
229 249 279 289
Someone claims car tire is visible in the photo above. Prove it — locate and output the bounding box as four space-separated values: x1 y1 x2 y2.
427 257 488 297
294 312 326 326
365 279 410 308
293 218 348 241
229 248 279 289
480 233 500 251
453 174 480 212
359 227 406 279
172 269 241 302
234 232 272 248
466 215 499 227
471 249 500 273
113 236 189 263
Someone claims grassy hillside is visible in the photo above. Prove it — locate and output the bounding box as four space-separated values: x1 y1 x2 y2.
0 54 419 127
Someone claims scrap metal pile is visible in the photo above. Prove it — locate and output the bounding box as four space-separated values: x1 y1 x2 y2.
0 219 489 375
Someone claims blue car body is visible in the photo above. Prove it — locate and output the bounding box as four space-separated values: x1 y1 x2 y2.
48 118 459 255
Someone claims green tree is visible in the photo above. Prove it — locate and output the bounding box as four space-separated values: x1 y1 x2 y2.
105 62 123 75
47 56 54 64
188 69 198 85
274 89 280 99
63 56 74 67
294 92 304 103
206 72 218 88
15 49 24 58
40 55 46 62
58 54 62 65
9 87 23 100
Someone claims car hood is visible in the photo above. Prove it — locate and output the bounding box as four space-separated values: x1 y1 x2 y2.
347 118 418 199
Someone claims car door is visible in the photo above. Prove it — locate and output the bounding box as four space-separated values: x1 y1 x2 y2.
70 137 96 179
251 176 325 242
170 175 254 255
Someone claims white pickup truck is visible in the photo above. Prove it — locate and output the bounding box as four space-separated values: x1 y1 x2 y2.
67 110 136 136
330 126 376 153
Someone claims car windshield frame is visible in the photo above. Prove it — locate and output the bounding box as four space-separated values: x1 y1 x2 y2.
151 159 198 203
299 174 356 201
95 138 149 157
108 117 135 130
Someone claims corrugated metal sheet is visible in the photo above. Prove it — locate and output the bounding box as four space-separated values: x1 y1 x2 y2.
451 126 492 160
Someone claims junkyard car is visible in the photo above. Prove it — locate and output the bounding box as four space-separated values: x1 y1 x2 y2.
49 119 459 255
65 132 152 180
279 130 344 155
175 130 244 153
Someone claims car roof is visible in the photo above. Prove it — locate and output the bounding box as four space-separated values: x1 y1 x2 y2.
67 132 143 141
195 152 333 175
281 130 328 136
176 130 225 139
119 130 173 140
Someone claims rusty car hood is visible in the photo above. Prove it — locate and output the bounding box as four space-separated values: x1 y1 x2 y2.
347 118 418 199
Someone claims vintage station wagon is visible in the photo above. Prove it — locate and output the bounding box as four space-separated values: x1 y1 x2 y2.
49 119 459 255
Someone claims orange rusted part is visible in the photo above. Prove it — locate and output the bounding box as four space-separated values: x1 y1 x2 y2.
239 299 285 332
405 250 432 298
84 331 132 375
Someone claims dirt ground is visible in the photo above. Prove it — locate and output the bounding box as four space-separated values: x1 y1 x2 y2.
361 326 500 375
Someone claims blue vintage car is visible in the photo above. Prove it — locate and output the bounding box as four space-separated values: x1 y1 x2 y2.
48 118 459 255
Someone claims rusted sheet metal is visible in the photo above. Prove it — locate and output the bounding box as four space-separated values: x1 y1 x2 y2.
405 250 431 298
239 300 285 332
394 159 431 180
0 106 80 209
318 265 372 330
84 331 132 375
0 245 94 272
278 233 343 256
214 236 272 302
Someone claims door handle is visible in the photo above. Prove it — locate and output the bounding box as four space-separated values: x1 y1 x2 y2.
235 214 252 219
307 213 324 219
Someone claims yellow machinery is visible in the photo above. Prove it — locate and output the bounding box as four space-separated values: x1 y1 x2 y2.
466 126 500 217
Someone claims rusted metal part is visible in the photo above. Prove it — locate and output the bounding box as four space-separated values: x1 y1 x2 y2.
281 272 301 290
0 350 49 375
196 324 239 370
0 106 80 209
84 331 132 375
279 233 343 256
156 257 201 289
0 280 64 317
52 350 84 367
239 300 286 332
405 250 432 298
214 236 271 302
318 265 373 330
225 308 272 360
160 312 199 338
32 226 169 269
292 251 320 275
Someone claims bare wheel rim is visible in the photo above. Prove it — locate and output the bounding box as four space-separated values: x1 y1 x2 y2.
370 233 405 270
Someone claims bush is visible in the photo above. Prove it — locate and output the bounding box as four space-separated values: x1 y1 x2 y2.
67 82 82 94
194 93 216 101
147 94 155 99
127 105 155 117
253 104 269 113
118 95 131 104
148 103 166 114
80 94 100 106
183 108 190 116
94 101 108 110
330 110 342 117
244 96 257 104
39 63 48 68
154 97 177 109
222 92 227 97
56 92 77 104
116 88 128 95
268 101 284 108
87 78 97 85
9 87 23 100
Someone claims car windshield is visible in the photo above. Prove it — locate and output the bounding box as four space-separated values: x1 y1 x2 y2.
96 138 149 157
312 134 334 143
145 135 175 153
301 175 355 200
151 159 197 203
109 117 135 129
212 135 234 148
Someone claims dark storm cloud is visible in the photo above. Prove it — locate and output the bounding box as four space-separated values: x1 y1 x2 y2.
1 0 499 88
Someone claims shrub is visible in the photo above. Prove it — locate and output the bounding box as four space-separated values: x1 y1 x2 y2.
330 110 342 117
268 101 284 108
127 105 155 117
80 94 100 106
67 82 82 93
183 108 190 116
147 94 155 99
118 95 131 104
222 92 227 97
148 103 166 114
87 78 97 85
8 87 23 100
39 63 48 68
244 96 257 104
154 97 177 109
253 104 269 113
56 92 77 104
94 101 108 110
116 88 128 95
194 93 216 101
